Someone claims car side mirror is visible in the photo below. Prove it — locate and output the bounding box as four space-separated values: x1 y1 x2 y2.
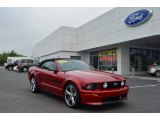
53 68 58 73
48 68 58 73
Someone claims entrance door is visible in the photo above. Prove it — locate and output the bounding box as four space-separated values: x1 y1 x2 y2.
90 55 99 69
134 55 142 71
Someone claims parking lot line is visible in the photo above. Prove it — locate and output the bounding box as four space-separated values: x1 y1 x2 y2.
130 84 160 89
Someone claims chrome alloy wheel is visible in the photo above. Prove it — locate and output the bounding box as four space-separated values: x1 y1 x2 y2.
65 85 77 107
30 78 36 92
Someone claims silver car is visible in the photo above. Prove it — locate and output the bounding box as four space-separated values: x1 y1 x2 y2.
147 62 160 77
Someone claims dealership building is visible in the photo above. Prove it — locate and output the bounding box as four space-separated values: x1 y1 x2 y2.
33 7 160 75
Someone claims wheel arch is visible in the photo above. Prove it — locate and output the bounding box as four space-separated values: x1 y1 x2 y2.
155 70 160 72
29 71 37 81
63 79 81 92
7 65 13 68
22 65 28 69
29 71 41 87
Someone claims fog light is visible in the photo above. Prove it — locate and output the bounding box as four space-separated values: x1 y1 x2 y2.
121 81 125 86
103 82 108 89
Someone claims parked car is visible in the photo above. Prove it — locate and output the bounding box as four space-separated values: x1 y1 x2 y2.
28 58 129 108
147 61 160 77
17 59 39 72
5 60 20 71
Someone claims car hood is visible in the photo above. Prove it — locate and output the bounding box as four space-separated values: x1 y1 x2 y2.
66 70 125 83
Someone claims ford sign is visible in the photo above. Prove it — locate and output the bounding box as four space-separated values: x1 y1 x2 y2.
124 9 152 27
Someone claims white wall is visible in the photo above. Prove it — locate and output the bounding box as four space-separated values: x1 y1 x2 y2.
34 7 160 58
118 47 130 75
33 26 77 59
33 7 160 69
7 57 28 63
37 51 80 62
76 7 160 51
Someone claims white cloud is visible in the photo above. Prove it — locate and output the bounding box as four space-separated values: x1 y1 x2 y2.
0 7 113 56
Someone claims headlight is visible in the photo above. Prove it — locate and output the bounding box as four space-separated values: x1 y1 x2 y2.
86 83 93 90
121 81 125 86
86 83 97 90
103 82 108 89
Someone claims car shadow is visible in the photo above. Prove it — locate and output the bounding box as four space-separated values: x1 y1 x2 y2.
78 102 127 112
40 91 64 102
39 91 128 112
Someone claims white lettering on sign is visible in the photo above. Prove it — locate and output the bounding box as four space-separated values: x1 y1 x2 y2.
128 13 144 24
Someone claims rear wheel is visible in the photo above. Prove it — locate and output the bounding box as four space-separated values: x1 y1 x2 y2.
64 83 80 108
155 71 160 77
30 77 39 93
8 66 13 71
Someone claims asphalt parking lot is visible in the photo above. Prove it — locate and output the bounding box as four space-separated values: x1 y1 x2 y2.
0 67 160 113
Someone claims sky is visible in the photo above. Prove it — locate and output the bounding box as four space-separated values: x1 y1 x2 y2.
0 7 113 57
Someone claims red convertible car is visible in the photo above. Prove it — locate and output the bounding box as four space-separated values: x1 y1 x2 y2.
28 58 129 108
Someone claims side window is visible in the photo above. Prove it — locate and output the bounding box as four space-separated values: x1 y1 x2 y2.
26 59 33 63
41 61 57 70
41 62 48 70
33 60 38 64
48 62 57 70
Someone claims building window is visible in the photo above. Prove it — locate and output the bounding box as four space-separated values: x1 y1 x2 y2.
90 48 117 71
130 48 160 71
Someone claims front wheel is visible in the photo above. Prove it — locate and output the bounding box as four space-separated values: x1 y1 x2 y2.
155 71 160 77
8 66 13 71
64 83 80 108
30 77 39 93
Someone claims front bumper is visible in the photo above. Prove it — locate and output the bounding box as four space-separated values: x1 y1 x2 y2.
80 85 129 105
147 68 156 74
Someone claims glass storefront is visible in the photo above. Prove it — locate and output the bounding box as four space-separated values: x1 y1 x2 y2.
130 48 160 71
90 48 117 71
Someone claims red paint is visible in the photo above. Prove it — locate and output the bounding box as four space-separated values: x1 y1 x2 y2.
28 59 129 105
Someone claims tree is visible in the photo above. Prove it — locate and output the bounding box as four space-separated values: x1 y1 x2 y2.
0 50 25 66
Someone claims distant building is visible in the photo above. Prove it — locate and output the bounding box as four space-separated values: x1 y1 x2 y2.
33 7 160 75
7 57 28 63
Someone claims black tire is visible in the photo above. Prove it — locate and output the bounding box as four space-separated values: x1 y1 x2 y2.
64 83 80 108
22 67 28 72
30 77 39 93
8 66 13 71
155 71 160 77
150 73 155 77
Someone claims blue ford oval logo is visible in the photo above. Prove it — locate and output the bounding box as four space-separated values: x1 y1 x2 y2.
124 9 152 27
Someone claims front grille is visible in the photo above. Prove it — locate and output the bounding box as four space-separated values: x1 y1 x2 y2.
108 81 121 88
103 94 127 104
102 81 125 89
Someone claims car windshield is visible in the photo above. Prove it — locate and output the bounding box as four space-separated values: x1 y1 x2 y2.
57 59 93 72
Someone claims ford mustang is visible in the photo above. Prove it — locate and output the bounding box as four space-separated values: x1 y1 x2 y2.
28 58 129 108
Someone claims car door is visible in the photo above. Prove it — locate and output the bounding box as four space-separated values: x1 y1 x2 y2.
39 61 63 95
